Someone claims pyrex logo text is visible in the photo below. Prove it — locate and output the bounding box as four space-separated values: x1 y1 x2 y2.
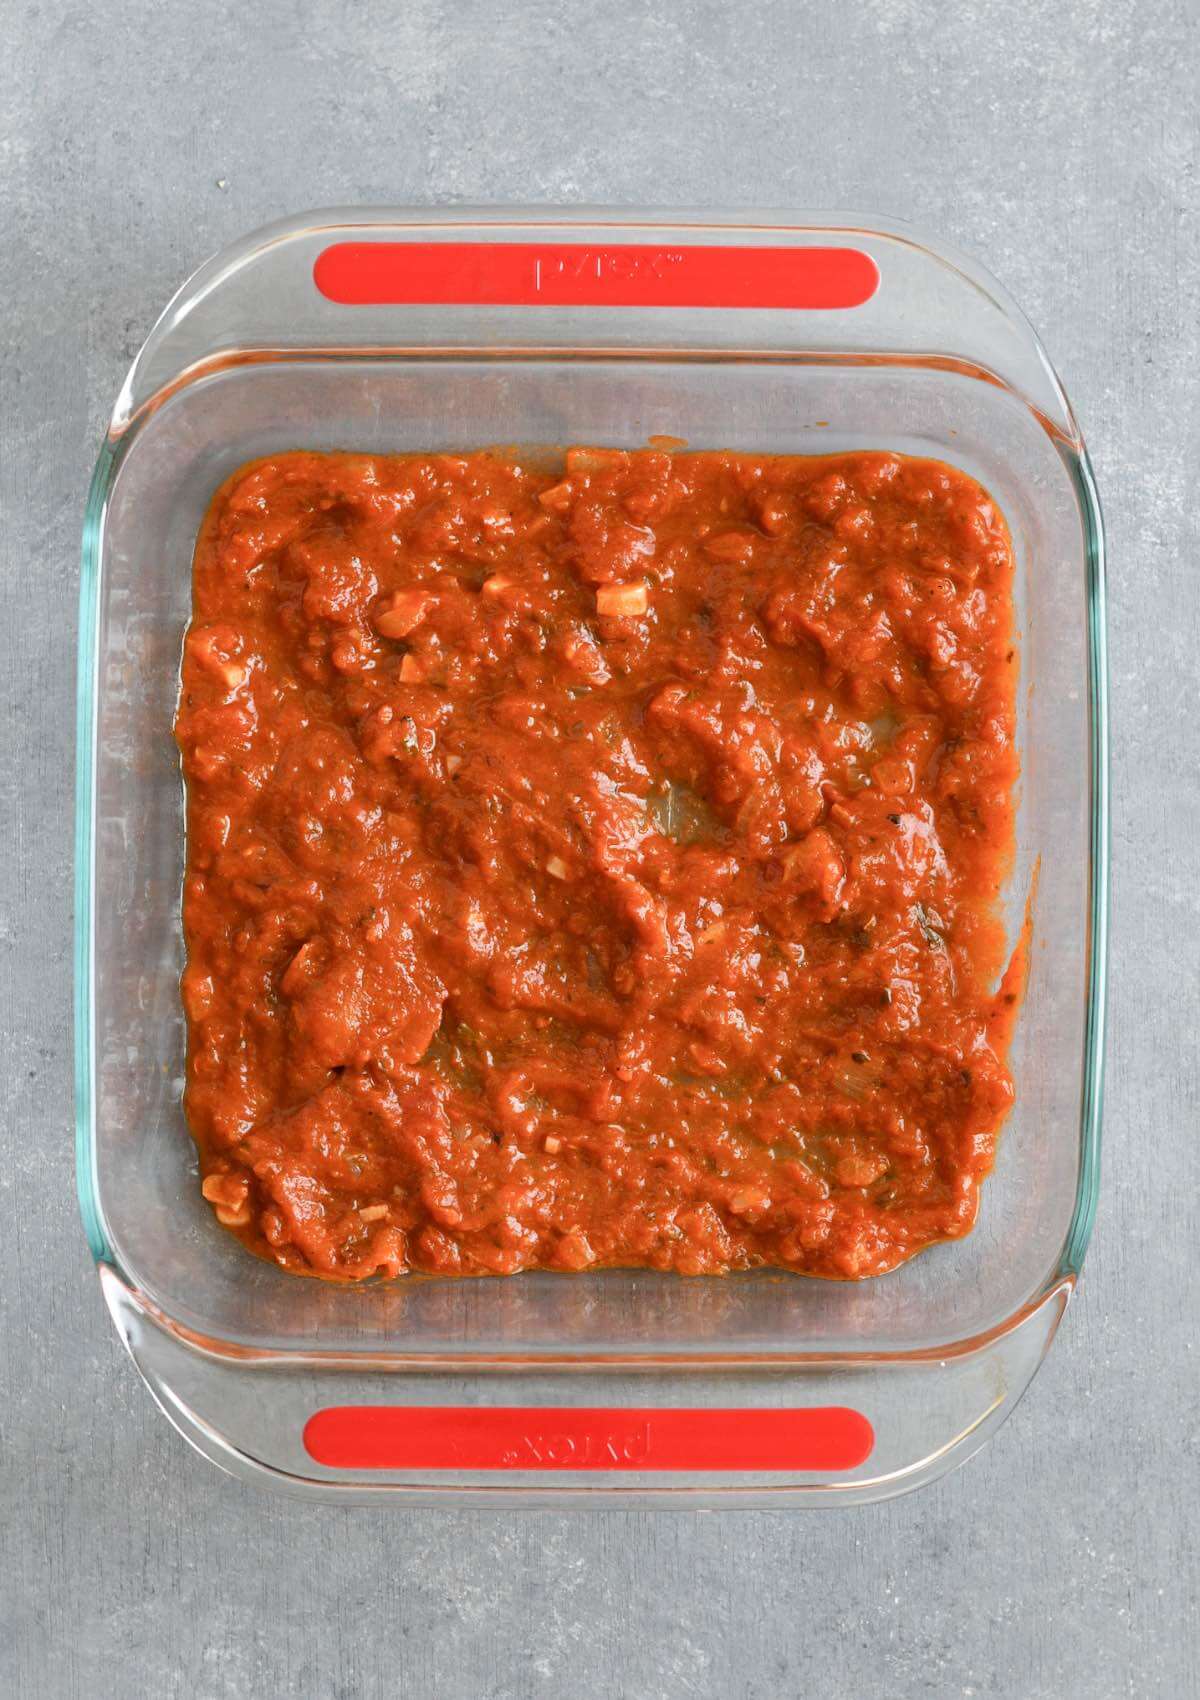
499 1421 653 1468
532 248 686 293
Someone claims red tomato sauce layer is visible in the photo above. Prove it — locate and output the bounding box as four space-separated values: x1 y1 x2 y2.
176 448 1019 1281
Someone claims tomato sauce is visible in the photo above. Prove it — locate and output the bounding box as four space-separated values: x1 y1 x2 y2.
176 447 1019 1280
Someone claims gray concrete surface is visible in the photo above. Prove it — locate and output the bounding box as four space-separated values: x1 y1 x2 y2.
2 0 1197 1695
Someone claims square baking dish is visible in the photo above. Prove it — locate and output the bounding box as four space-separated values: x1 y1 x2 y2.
75 210 1106 1503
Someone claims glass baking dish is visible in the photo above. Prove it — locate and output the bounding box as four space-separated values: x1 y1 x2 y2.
75 209 1107 1504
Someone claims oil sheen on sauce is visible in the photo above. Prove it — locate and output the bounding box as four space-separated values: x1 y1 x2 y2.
175 447 1019 1281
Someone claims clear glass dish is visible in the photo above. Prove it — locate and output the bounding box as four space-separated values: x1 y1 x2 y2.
75 209 1107 1504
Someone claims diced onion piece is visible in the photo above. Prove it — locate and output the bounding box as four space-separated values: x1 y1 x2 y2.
330 635 364 674
399 653 426 683
596 581 648 617
204 1170 252 1227
375 590 431 639
566 447 624 473
537 481 573 511
544 1135 562 1154
728 1186 770 1217
445 753 462 774
559 629 611 683
279 939 319 999
834 1152 888 1188
545 855 570 881
182 969 215 1021
554 1228 596 1269
202 1173 247 1209
359 1203 389 1223
187 628 246 690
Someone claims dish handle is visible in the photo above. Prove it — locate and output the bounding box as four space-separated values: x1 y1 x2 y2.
99 1264 1071 1507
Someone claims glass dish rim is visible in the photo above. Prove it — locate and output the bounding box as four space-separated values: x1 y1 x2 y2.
73 208 1108 1368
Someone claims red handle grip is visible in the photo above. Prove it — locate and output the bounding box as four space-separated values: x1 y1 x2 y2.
304 1405 874 1472
314 242 878 310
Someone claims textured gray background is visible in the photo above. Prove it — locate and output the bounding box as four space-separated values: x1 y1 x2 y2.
1 1 1196 1696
